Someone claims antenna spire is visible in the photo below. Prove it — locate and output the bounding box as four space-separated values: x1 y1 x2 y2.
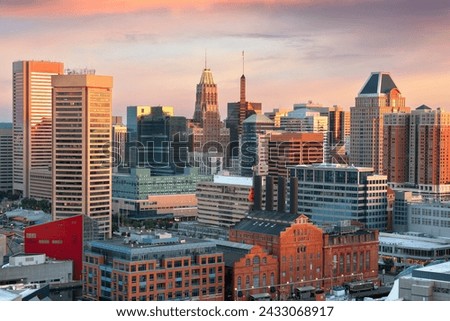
205 49 207 69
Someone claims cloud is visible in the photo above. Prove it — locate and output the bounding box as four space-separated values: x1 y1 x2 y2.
0 0 378 17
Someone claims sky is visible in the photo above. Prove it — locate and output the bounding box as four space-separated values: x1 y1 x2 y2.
0 0 449 122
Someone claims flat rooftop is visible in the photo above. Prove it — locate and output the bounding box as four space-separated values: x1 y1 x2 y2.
379 233 450 250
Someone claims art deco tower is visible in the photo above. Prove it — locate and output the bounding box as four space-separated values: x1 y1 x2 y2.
12 60 64 197
192 68 219 126
350 72 410 173
52 73 113 239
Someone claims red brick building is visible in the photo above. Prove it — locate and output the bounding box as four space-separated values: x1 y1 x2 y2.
230 211 379 300
83 232 224 301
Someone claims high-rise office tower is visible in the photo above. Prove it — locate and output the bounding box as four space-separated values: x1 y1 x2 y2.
126 106 174 167
240 114 274 177
191 67 229 175
328 106 350 164
383 112 411 186
226 61 262 160
350 72 410 173
192 68 219 126
268 132 324 178
12 60 64 197
409 106 450 193
112 116 127 168
0 123 13 192
52 73 113 239
137 107 189 175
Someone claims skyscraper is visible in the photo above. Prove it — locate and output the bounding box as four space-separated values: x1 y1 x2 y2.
111 116 127 168
350 72 410 173
240 114 274 177
0 123 13 192
328 106 350 164
226 69 262 160
409 106 450 194
12 60 64 197
191 67 229 175
192 68 219 126
52 73 113 239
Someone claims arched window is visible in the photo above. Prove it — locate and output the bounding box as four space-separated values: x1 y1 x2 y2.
262 273 267 287
253 256 260 265
237 276 242 290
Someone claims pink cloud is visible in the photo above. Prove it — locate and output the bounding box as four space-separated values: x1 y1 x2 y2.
0 0 371 17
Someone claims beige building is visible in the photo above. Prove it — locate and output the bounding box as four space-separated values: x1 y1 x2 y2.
350 72 410 174
196 175 253 228
52 73 113 239
0 124 13 192
12 60 64 197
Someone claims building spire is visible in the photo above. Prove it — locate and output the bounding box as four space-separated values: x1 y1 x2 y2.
205 49 208 69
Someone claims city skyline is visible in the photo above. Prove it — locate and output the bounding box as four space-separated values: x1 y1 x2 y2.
0 0 449 122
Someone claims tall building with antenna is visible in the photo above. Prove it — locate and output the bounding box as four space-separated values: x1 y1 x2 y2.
190 56 230 175
226 52 262 162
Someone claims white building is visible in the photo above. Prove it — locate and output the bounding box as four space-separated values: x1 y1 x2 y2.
289 163 388 230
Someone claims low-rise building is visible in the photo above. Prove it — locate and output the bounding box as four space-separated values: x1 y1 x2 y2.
83 231 225 301
196 175 253 228
379 232 450 272
398 261 450 301
0 253 72 285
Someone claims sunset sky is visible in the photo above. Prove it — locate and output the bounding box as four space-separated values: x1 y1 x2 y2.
0 0 449 122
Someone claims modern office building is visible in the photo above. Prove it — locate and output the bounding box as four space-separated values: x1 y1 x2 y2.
196 175 253 228
240 114 274 177
383 112 410 186
328 106 350 164
350 72 410 174
392 190 450 238
264 108 290 128
112 167 212 220
112 116 127 168
29 168 52 200
0 123 13 192
83 231 225 301
268 132 323 179
289 163 388 230
12 60 64 197
52 73 113 239
136 109 189 175
409 106 450 195
280 108 329 162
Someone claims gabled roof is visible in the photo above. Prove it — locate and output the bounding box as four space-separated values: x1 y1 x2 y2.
359 72 399 96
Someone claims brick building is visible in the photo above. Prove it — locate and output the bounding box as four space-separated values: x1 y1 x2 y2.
83 231 224 301
228 176 380 300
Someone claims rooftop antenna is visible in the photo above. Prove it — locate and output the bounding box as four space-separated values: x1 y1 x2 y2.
205 49 207 69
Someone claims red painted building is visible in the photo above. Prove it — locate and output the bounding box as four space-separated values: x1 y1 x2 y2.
24 215 84 280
